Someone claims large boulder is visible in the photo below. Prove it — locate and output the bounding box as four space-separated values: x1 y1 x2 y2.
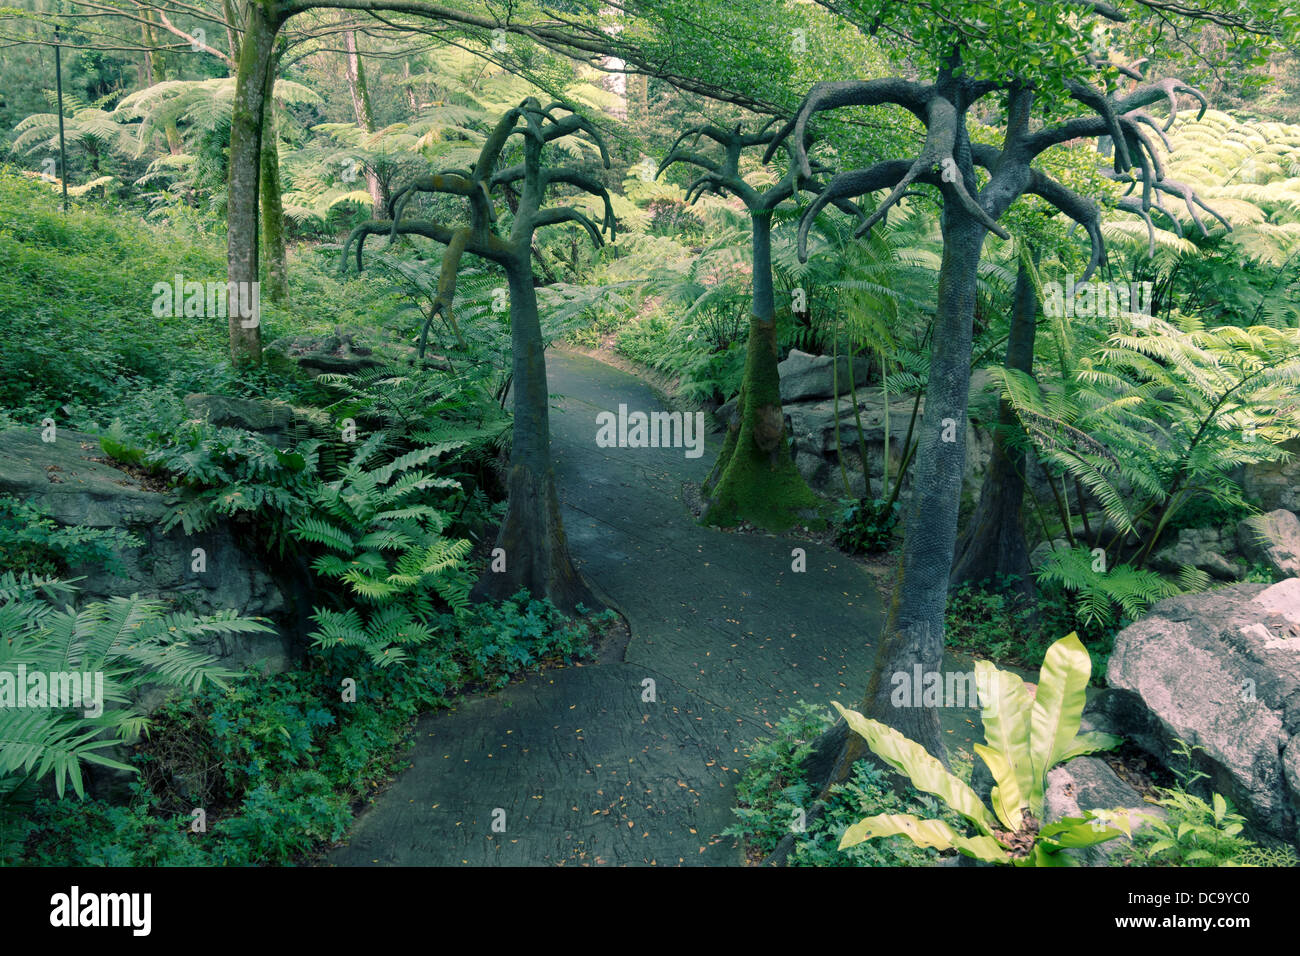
783 390 990 508
1101 579 1300 847
1237 509 1300 579
777 349 871 403
0 428 294 675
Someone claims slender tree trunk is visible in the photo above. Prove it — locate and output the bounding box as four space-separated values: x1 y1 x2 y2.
226 0 276 365
402 60 418 112
260 46 289 305
703 211 819 531
471 252 601 614
344 29 385 217
949 248 1039 601
222 0 240 63
143 15 186 155
140 21 154 87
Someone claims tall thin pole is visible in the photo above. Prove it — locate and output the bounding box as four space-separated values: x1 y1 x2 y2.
54 26 68 212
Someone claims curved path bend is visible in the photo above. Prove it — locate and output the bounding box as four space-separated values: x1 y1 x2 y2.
327 349 929 866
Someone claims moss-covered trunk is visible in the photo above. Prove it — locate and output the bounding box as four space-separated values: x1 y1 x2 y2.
259 45 288 306
471 253 601 614
225 0 275 365
702 212 819 531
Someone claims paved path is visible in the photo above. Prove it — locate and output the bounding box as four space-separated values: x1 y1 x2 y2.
326 349 926 866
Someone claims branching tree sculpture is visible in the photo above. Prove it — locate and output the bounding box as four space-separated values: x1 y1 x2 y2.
341 98 615 614
656 120 860 531
765 25 1237 790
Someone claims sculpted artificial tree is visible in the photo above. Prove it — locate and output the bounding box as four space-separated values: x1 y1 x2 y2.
655 121 861 531
341 98 615 614
765 3 1250 791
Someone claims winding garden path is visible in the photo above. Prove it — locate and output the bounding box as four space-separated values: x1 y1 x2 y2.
326 349 970 866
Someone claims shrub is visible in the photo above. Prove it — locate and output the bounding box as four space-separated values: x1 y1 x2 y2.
835 497 900 555
0 497 141 577
723 701 953 866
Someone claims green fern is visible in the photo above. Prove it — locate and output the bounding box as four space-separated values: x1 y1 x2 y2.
0 574 271 800
289 437 473 666
1035 545 1193 629
993 312 1300 565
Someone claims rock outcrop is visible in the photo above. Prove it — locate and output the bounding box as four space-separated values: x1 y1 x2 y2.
0 427 294 675
777 349 872 403
1102 579 1300 847
769 352 994 509
1242 438 1300 513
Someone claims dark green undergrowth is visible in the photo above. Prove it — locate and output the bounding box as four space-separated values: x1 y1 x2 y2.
0 168 405 432
3 592 614 866
944 574 1114 679
723 701 962 866
0 497 141 578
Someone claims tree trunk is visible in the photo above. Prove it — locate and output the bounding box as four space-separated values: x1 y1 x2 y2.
143 15 185 156
817 207 989 788
260 47 289 305
344 29 385 218
471 253 602 614
402 60 418 112
703 212 819 531
948 249 1039 601
225 0 276 365
140 20 154 87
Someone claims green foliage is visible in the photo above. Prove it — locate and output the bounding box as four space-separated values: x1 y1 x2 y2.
724 701 827 856
946 578 1054 664
2 783 208 866
834 497 900 554
1114 737 1297 867
833 634 1126 866
722 701 943 866
616 308 747 405
994 312 1300 568
313 361 511 464
0 169 227 421
788 761 955 867
1127 789 1266 867
0 574 270 800
456 592 606 690
945 577 1113 678
209 771 352 866
0 497 141 577
1035 544 1205 631
1105 111 1300 329
151 423 320 557
3 590 609 865
1164 492 1255 535
290 433 474 666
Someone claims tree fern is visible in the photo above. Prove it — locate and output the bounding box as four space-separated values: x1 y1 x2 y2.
993 312 1300 564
